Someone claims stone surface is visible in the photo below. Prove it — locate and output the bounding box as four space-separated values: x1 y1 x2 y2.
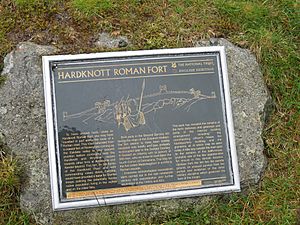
0 42 57 224
95 32 129 48
196 38 269 187
0 132 6 147
0 40 270 224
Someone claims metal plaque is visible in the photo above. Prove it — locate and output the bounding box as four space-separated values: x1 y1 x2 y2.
43 47 240 210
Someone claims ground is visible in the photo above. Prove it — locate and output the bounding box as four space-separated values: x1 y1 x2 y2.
0 0 299 224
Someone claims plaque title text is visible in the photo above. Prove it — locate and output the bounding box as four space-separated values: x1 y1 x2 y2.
57 65 168 80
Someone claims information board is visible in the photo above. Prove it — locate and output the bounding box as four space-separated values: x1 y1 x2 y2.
43 47 240 210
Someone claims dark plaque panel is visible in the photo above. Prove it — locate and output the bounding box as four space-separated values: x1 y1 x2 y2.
43 48 240 210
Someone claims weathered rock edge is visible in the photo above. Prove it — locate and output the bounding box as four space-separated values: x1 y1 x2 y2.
0 39 270 224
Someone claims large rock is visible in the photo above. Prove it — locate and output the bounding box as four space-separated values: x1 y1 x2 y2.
0 40 270 224
0 43 57 224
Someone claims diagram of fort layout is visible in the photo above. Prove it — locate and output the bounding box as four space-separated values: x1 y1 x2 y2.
63 80 217 131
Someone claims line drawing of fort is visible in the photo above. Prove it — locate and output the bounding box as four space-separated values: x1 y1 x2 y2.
63 80 217 131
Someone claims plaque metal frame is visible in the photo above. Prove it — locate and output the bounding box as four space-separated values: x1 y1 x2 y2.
43 47 240 211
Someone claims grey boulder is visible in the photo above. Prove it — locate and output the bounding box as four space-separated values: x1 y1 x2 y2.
0 39 270 224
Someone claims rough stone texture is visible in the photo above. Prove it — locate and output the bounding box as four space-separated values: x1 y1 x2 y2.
196 38 269 187
0 43 57 224
0 40 270 224
95 32 129 48
0 132 6 147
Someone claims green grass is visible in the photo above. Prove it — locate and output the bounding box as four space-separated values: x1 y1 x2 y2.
0 138 32 225
0 0 299 224
13 0 40 8
71 0 114 16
